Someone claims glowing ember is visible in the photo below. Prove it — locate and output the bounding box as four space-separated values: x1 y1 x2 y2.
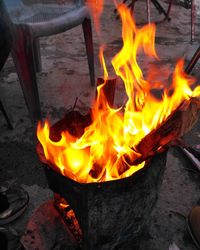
37 4 200 183
55 200 82 243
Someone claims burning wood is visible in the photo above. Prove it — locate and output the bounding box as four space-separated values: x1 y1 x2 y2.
96 77 116 108
132 98 200 165
54 195 82 244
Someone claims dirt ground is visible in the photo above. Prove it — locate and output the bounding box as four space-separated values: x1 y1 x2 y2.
0 1 200 249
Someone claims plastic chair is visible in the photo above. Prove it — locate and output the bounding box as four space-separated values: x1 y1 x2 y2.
0 0 95 122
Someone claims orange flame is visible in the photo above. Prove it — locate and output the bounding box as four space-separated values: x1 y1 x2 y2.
37 4 200 183
86 0 104 34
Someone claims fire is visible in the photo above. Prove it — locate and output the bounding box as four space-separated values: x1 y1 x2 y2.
37 4 200 183
86 0 104 34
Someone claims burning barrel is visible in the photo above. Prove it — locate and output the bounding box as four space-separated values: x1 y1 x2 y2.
37 110 167 250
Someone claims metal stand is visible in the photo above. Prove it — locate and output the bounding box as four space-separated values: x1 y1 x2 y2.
151 0 173 21
185 46 200 74
191 0 195 42
114 0 173 22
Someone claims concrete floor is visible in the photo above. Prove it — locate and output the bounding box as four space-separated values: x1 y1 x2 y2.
0 0 200 249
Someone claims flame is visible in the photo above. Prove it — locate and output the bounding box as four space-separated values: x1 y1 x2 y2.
86 0 104 34
99 45 109 80
37 4 200 183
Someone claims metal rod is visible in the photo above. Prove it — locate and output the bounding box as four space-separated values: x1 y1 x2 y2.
180 147 200 172
191 0 195 42
185 46 200 74
146 0 151 23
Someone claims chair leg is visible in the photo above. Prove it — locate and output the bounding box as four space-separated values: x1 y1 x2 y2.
12 27 41 122
82 18 95 86
33 38 42 72
0 32 14 128
185 46 200 74
0 42 11 72
146 0 151 23
0 86 14 129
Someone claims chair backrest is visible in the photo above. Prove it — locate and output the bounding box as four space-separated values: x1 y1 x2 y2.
20 0 84 7
0 0 86 25
0 0 89 38
76 0 84 6
0 0 84 24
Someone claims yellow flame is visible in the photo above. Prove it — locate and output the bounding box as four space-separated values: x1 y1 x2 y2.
99 45 109 80
37 4 199 183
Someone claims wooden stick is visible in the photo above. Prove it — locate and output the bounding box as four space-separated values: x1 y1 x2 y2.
132 98 200 165
96 77 117 108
